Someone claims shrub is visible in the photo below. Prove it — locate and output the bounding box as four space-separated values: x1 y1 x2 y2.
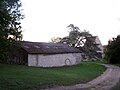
104 35 120 64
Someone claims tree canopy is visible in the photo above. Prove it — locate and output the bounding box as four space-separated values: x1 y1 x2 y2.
104 35 120 64
0 0 23 61
51 24 103 59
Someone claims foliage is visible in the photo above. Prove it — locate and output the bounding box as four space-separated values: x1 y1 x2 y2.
82 36 102 59
0 0 23 61
67 24 80 31
61 24 92 47
50 37 62 43
51 24 102 59
104 35 120 64
0 62 106 90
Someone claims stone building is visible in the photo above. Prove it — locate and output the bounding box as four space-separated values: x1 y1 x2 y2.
9 41 82 67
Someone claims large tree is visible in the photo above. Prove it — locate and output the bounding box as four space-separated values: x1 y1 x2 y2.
51 24 102 59
104 35 120 64
82 36 102 59
0 0 23 61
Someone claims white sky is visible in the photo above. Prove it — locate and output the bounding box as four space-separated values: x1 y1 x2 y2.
21 0 120 45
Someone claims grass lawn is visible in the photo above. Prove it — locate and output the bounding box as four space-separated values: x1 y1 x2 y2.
0 62 106 90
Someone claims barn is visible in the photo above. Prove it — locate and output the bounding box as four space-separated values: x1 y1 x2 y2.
8 41 82 67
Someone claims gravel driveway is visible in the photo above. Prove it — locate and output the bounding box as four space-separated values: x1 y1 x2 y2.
45 64 120 90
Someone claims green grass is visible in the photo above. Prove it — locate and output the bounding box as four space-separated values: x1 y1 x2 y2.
0 62 106 90
90 59 109 64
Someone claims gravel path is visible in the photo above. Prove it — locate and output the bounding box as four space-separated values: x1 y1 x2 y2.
45 64 120 90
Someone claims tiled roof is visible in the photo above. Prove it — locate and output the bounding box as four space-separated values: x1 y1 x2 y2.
18 41 81 54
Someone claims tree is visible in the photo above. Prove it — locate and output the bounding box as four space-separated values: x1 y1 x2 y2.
0 0 23 61
82 36 102 59
50 37 62 43
104 35 120 64
61 24 92 47
51 24 103 59
67 24 80 31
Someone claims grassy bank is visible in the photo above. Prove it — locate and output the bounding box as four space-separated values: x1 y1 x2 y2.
0 62 106 90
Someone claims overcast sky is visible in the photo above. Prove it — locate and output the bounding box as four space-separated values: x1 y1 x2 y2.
21 0 120 45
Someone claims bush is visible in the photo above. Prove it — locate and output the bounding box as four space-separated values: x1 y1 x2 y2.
104 35 120 64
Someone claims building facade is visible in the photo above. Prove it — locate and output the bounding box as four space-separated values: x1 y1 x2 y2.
9 41 82 67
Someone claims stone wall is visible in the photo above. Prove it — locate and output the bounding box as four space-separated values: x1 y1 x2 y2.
28 53 82 67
